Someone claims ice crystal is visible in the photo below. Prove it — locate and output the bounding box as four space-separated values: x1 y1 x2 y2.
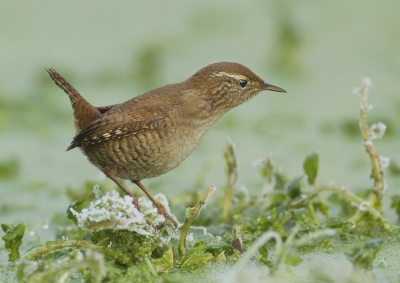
370 122 387 139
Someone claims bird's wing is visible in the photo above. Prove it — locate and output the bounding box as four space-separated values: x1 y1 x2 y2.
67 93 181 151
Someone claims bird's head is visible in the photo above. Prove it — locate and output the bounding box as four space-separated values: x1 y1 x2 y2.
187 62 286 112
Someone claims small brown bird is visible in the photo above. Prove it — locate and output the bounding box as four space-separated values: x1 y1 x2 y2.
47 62 286 228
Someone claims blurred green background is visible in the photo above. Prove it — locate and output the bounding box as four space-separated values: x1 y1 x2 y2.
1 1 400 235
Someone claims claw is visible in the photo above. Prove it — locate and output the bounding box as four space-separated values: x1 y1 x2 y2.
154 202 178 229
135 202 158 228
131 196 176 230
132 180 179 229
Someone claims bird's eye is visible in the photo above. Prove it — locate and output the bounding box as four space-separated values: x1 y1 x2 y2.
239 79 248 88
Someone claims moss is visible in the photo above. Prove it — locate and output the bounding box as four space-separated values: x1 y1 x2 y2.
92 230 152 266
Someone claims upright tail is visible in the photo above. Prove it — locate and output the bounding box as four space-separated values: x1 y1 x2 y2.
46 68 102 133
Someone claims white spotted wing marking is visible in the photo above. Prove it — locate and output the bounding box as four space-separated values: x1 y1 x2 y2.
68 115 165 150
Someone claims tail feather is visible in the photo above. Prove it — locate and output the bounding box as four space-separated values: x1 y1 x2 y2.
46 68 101 133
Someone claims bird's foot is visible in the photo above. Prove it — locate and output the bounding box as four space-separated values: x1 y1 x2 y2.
154 202 178 229
127 197 158 229
130 180 178 229
130 197 177 230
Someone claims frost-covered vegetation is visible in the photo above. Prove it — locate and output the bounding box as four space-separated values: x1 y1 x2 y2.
2 78 400 282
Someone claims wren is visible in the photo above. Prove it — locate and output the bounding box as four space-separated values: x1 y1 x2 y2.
47 62 286 228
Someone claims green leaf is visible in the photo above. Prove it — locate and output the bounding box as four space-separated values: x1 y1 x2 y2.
181 253 214 268
287 176 303 199
153 247 174 273
67 193 90 225
1 223 26 261
215 251 226 262
285 253 303 266
303 152 319 185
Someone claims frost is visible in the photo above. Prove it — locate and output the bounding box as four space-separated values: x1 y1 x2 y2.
251 157 264 168
362 77 373 88
370 122 387 139
363 140 373 147
190 226 214 237
352 87 361 95
93 184 102 199
185 207 194 218
382 180 388 194
203 185 216 208
379 155 390 169
186 233 194 243
70 189 177 237
358 202 370 212
359 104 373 113
185 186 216 218
353 77 372 95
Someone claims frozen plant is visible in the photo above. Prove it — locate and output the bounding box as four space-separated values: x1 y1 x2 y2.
70 189 178 238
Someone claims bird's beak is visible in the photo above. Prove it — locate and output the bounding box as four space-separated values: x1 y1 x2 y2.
262 82 287 93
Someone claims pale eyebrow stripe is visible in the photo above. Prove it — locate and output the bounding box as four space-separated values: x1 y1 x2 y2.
211 71 248 80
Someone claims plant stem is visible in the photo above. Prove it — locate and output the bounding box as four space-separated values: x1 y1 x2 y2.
144 256 158 277
22 240 102 261
179 186 216 255
358 79 385 204
223 174 232 219
222 139 238 220
351 78 386 222
306 202 318 223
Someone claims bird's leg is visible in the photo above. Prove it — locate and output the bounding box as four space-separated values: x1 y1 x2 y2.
132 180 179 229
104 172 139 208
103 168 157 228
